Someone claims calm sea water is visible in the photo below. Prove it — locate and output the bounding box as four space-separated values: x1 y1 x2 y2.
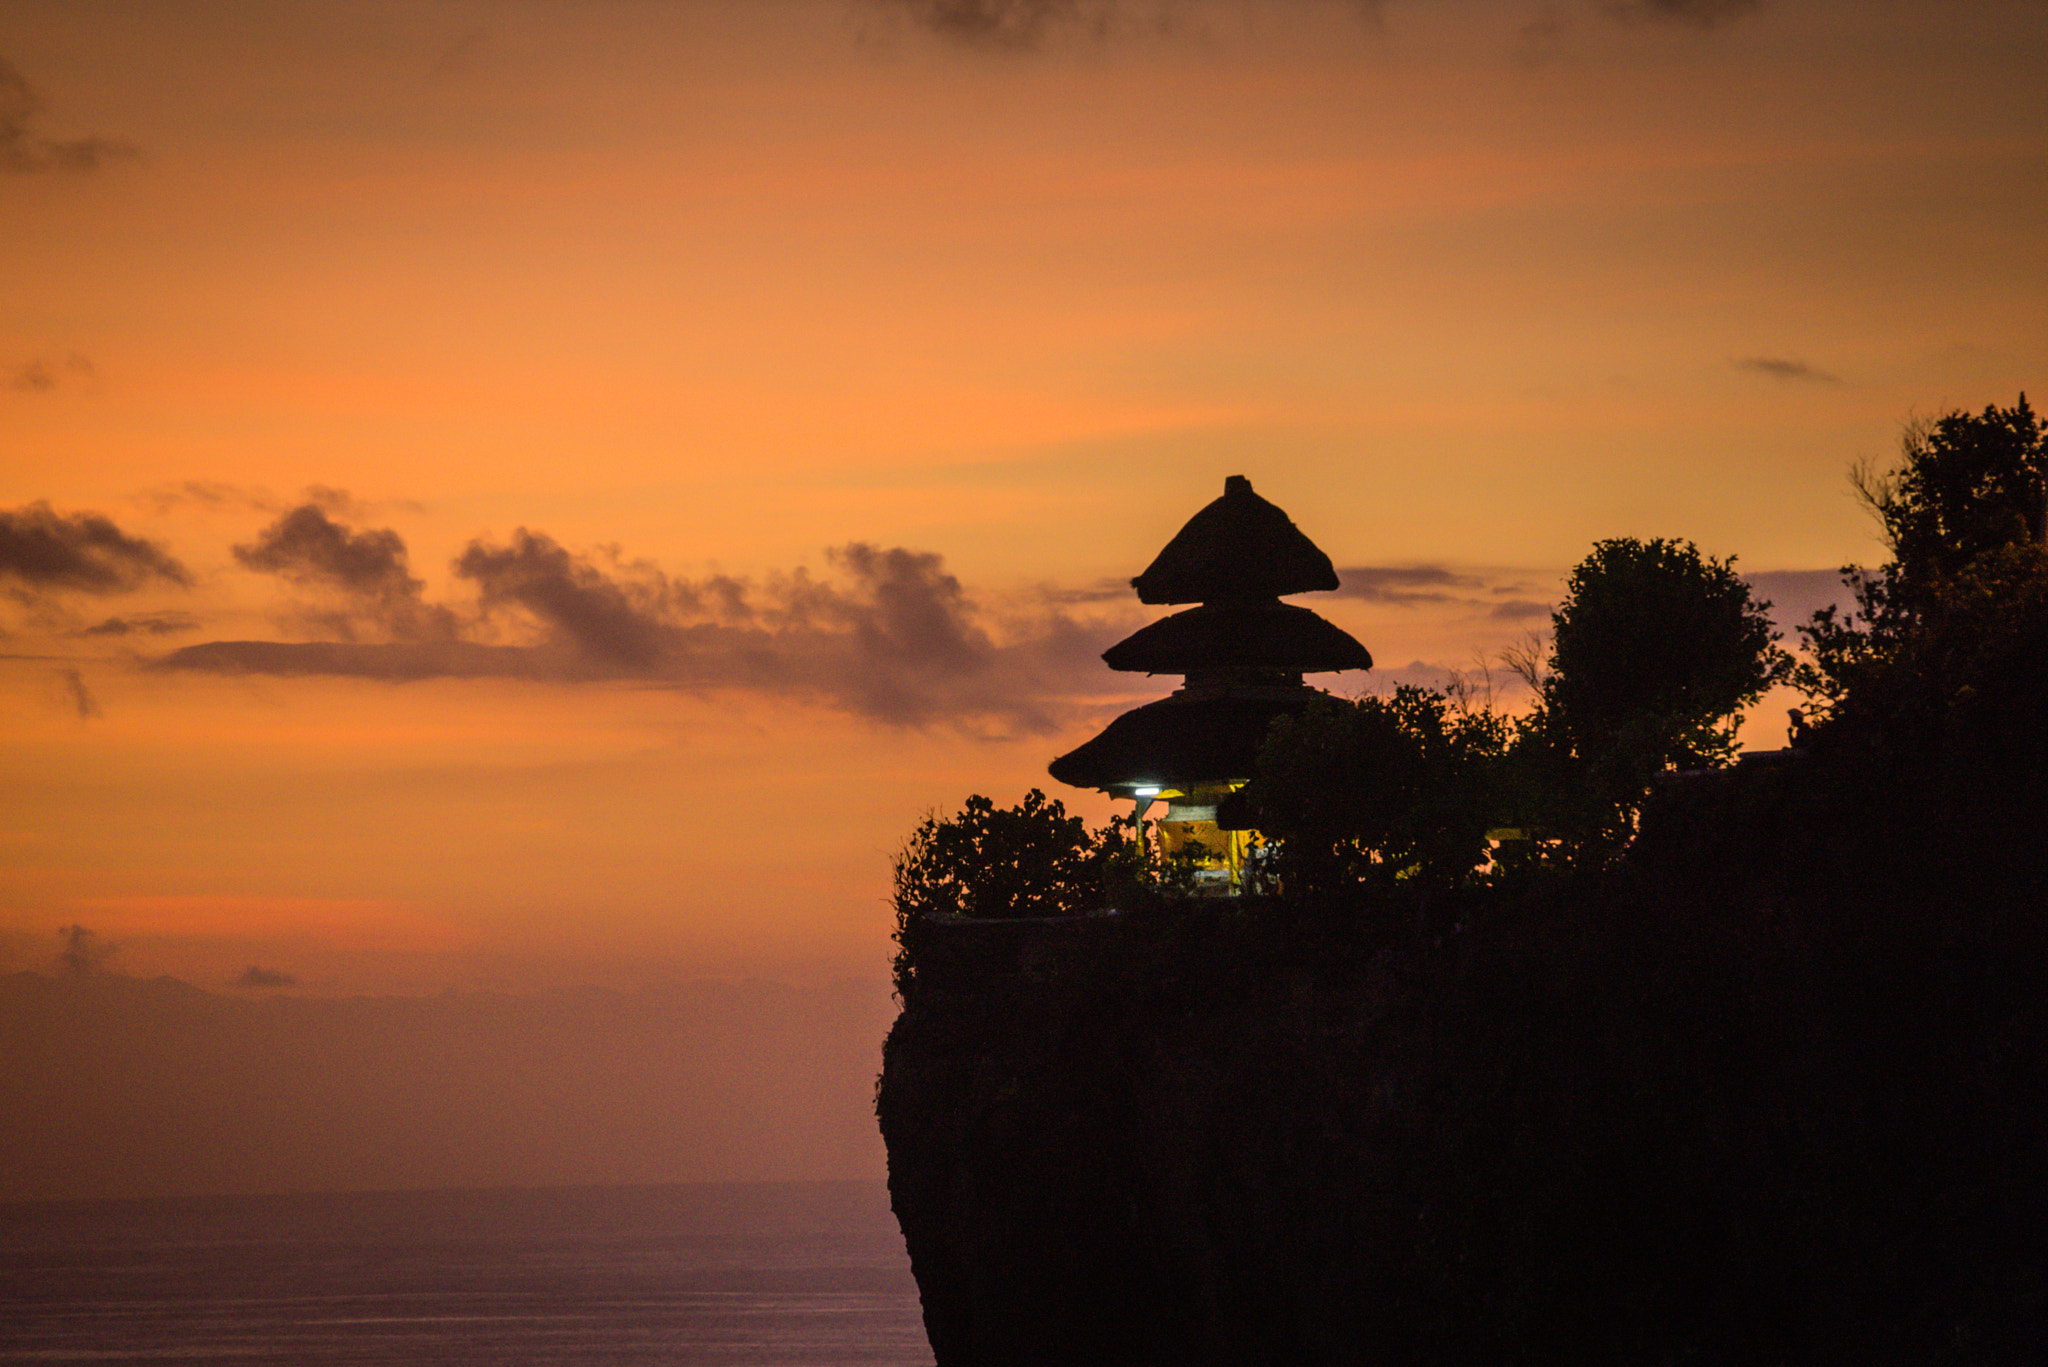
0 1181 933 1366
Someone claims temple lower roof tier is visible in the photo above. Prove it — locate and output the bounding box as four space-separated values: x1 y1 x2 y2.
1046 683 1326 798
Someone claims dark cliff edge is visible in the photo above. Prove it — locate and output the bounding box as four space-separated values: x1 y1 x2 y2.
878 733 2048 1364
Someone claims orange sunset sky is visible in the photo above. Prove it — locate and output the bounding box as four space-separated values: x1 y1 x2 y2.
6 0 2047 1004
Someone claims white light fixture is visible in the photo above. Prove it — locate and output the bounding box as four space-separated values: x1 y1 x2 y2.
1133 785 1160 797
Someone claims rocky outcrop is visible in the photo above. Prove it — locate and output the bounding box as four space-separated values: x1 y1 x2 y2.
878 758 2048 1365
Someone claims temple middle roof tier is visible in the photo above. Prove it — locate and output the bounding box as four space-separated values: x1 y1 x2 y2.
1130 474 1341 606
1047 683 1325 798
1102 599 1374 676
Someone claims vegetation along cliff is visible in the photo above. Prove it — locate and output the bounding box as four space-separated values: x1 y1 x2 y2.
876 398 2048 1365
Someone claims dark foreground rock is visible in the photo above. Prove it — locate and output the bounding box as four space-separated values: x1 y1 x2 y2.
878 748 2048 1366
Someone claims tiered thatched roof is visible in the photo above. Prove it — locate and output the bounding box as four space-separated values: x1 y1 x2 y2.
1050 474 1370 798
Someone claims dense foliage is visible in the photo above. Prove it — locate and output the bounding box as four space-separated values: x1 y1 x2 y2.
891 789 1119 925
890 789 1167 993
1541 537 1788 770
1225 687 1512 900
1798 394 2046 713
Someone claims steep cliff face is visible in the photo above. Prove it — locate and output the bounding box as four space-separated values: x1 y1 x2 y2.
881 910 1426 1366
878 757 2048 1366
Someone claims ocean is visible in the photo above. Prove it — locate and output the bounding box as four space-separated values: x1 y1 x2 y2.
0 1181 933 1365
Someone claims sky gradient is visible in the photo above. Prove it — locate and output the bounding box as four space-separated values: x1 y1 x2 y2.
5 1 2045 1045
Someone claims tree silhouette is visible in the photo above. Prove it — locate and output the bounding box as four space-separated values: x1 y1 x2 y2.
1800 395 2047 712
891 790 1114 926
1542 537 1788 770
1229 688 1512 900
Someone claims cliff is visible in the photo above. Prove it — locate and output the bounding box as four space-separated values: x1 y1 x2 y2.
878 745 2048 1364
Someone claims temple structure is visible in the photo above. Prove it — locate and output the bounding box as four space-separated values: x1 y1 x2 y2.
1049 475 1373 892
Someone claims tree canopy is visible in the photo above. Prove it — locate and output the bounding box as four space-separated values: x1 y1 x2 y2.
891 789 1117 925
1799 395 2047 713
1227 688 1512 900
1864 395 2045 585
1541 537 1789 772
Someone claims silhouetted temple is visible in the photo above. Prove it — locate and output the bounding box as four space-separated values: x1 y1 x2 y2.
1049 474 1372 891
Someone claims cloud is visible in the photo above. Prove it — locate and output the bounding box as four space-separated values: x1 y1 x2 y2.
1034 576 1134 606
888 0 1751 50
886 0 1387 49
135 481 399 519
233 966 298 989
1742 568 1856 635
1605 0 1764 29
778 543 1020 727
133 480 253 515
1734 356 1843 385
1488 598 1552 620
7 355 92 394
892 0 1126 49
0 502 191 595
58 667 101 718
158 638 564 682
1331 565 1485 606
1 59 138 173
236 506 416 592
53 925 116 977
165 525 1123 732
80 611 201 637
235 505 458 642
447 531 1069 727
455 529 685 669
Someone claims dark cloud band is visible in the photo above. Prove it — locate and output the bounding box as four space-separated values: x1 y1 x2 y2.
0 502 190 595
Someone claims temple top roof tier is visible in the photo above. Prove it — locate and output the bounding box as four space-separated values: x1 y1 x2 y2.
1130 474 1341 605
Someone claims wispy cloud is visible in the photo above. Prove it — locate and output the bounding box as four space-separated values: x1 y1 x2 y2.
80 611 201 637
889 0 1752 50
6 355 93 394
233 965 298 989
1604 0 1764 30
0 503 191 596
162 521 1129 734
891 0 1130 49
1331 565 1486 606
133 481 252 515
135 482 406 519
57 667 101 718
886 0 1389 50
1734 356 1843 385
0 59 138 173
1035 576 1133 606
